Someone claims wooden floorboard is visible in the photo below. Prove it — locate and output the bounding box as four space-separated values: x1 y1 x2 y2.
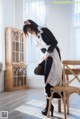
0 88 80 119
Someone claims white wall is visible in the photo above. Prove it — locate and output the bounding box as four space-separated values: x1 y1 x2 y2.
27 63 44 88
15 0 24 29
46 0 73 60
0 71 4 92
0 0 15 68
0 0 15 92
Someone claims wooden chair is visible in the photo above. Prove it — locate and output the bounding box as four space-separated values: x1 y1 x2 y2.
47 60 80 119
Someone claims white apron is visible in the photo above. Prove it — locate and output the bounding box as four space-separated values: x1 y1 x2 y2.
46 48 62 86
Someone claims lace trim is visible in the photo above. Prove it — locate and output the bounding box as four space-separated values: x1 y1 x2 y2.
37 26 43 38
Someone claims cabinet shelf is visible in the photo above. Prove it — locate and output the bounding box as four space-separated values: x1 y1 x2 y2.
5 27 28 91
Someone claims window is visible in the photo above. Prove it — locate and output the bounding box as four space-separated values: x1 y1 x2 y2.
0 31 2 62
0 2 2 62
74 0 80 59
23 0 46 63
0 1 5 69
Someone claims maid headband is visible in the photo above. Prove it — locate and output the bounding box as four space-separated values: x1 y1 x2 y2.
24 20 31 25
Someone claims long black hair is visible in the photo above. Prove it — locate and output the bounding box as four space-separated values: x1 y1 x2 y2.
23 19 39 35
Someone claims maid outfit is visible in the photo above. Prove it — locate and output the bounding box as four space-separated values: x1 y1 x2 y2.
34 26 62 98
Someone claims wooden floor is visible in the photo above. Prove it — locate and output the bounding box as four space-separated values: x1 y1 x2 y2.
0 88 80 119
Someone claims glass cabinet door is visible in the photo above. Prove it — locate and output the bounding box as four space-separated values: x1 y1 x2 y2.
13 65 27 87
12 31 24 63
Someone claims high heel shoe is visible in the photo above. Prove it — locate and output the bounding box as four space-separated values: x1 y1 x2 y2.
41 105 54 117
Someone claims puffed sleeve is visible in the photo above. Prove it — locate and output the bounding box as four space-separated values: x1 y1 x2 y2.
41 28 58 52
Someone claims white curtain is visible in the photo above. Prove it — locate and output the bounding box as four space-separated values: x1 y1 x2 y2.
23 0 46 63
0 1 3 62
0 0 5 70
74 0 80 59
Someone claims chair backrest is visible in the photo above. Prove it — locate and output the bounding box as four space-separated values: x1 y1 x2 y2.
62 60 80 87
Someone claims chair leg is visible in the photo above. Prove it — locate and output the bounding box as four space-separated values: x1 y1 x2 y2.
47 94 53 117
47 98 51 117
67 95 69 114
66 75 69 114
64 92 67 119
58 99 61 112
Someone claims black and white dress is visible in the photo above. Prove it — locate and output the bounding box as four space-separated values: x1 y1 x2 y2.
35 27 62 98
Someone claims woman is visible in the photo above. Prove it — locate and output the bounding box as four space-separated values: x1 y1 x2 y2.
23 19 62 117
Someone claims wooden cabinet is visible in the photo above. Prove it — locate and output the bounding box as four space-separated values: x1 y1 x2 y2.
5 27 28 91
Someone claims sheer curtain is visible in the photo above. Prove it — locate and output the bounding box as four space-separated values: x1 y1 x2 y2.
74 0 80 59
0 1 5 69
23 0 46 63
0 2 2 62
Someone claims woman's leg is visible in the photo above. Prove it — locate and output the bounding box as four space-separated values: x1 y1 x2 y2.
42 83 54 116
42 56 54 116
44 56 61 98
34 60 45 75
44 56 53 83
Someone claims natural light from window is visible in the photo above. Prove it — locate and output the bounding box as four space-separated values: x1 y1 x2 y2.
0 1 3 61
15 99 80 118
74 0 80 59
23 0 46 62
